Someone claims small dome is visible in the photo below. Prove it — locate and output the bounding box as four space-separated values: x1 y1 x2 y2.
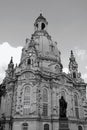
35 13 48 25
34 14 48 31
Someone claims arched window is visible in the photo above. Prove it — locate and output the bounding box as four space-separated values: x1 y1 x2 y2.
36 23 38 28
43 88 48 116
23 86 30 115
27 59 31 65
41 23 45 30
78 125 83 130
44 124 49 130
73 72 76 78
74 94 79 118
22 123 28 130
43 88 48 102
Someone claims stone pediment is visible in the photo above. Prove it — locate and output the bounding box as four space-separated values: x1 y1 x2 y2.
17 71 36 80
52 73 74 85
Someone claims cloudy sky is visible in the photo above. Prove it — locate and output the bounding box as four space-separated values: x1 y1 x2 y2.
0 0 87 83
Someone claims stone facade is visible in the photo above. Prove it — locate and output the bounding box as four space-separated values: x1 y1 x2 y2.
0 14 87 130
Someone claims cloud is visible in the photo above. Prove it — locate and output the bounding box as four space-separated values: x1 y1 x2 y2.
0 42 22 83
75 47 87 60
0 43 87 84
0 65 7 83
63 67 87 83
82 74 87 83
63 67 69 74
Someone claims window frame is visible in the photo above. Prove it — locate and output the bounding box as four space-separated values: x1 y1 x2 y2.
78 125 83 130
74 93 79 119
42 88 48 116
22 123 28 130
44 124 49 130
23 86 31 115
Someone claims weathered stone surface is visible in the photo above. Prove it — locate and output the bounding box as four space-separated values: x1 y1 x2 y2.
0 14 87 130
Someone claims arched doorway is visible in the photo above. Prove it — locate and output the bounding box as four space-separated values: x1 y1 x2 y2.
78 125 83 130
44 124 49 130
22 123 28 130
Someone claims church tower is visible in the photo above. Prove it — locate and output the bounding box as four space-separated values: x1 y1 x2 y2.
69 50 78 78
68 50 83 82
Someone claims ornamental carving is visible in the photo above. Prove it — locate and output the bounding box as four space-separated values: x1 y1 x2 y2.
25 72 35 79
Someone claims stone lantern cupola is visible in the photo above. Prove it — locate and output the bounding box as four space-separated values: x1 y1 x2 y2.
34 13 48 31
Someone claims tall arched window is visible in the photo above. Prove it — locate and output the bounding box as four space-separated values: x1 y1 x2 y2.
27 59 31 65
22 123 28 130
44 124 49 130
23 86 30 115
41 23 45 30
73 72 76 78
43 88 48 116
74 94 79 118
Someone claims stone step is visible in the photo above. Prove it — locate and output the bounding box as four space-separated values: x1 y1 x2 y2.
59 121 68 126
59 122 68 127
59 126 69 129
59 128 70 130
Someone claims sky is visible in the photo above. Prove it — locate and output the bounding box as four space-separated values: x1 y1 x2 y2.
0 0 87 83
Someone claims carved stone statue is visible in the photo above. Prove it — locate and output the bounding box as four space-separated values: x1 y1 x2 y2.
59 96 67 118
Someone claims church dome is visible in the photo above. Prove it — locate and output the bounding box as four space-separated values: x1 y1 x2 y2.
20 14 62 73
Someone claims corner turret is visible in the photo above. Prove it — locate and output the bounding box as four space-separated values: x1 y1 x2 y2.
68 50 83 82
69 50 78 74
6 57 14 78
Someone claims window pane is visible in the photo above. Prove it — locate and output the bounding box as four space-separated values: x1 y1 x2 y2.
23 127 28 130
43 88 48 102
22 123 28 130
74 94 78 106
24 87 30 94
24 86 30 115
23 107 30 115
74 94 79 118
75 107 79 119
78 126 83 130
44 124 49 130
43 103 48 116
